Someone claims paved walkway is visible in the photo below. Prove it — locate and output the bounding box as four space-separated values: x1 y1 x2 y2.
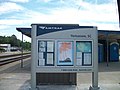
0 61 120 90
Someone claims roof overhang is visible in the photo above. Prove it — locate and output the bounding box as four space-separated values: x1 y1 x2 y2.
98 30 120 40
16 27 120 40
16 28 31 37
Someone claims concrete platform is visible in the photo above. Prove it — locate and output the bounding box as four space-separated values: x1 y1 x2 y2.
0 58 31 90
0 60 120 90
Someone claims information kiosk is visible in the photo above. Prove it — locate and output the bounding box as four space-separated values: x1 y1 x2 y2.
31 24 99 90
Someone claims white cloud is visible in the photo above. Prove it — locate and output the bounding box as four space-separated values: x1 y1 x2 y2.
0 0 119 42
0 25 11 30
9 0 29 3
1 0 118 26
81 21 119 30
43 0 52 3
15 31 31 42
37 0 53 3
21 5 119 30
0 0 29 3
0 25 31 42
0 19 25 25
22 35 31 42
0 2 24 15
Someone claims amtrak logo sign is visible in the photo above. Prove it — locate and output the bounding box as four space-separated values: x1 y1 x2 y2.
39 26 63 30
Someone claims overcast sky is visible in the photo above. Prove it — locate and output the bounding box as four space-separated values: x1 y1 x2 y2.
0 0 119 42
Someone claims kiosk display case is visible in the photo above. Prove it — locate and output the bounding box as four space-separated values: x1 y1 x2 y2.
31 24 99 90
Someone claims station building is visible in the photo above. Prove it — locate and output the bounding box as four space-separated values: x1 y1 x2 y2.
0 44 11 52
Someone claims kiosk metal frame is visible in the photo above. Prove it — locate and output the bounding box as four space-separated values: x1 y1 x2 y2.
31 24 99 90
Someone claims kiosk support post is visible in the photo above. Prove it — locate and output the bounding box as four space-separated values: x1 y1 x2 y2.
21 33 24 68
31 25 37 90
89 30 99 90
106 34 109 66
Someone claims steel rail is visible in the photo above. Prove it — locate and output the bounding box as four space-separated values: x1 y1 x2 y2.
0 52 30 58
0 54 31 66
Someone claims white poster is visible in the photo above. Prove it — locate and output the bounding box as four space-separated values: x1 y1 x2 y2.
84 53 91 65
77 52 82 59
39 59 45 66
39 47 45 52
47 42 54 52
47 53 54 64
39 41 45 48
76 59 82 66
39 52 43 59
76 52 82 66
39 41 45 52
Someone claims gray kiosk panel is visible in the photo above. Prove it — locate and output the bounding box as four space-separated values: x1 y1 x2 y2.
31 24 99 90
36 28 97 73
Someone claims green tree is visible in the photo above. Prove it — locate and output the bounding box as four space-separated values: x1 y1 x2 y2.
0 35 31 51
10 35 18 47
23 41 31 51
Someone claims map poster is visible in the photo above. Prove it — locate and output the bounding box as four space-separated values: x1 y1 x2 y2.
57 41 73 66
76 41 92 66
76 41 91 52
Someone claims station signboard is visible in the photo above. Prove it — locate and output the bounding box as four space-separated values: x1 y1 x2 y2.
31 24 99 90
31 24 98 73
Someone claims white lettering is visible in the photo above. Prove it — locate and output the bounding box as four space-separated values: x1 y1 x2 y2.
39 26 63 30
71 34 87 38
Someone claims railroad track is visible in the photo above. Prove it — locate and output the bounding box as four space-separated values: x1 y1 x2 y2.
0 52 30 58
0 53 31 66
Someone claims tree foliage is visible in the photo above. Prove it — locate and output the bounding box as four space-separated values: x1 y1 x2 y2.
0 35 31 51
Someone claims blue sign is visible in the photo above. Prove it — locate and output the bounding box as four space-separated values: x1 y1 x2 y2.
36 24 80 36
36 24 94 36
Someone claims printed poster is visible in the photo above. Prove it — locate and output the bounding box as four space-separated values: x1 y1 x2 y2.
76 41 91 52
57 41 73 66
39 52 43 59
39 41 45 52
47 53 54 64
39 59 45 66
76 52 82 66
83 53 92 65
47 42 54 52
76 41 92 66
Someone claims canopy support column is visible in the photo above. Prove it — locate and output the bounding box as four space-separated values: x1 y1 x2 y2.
21 33 24 68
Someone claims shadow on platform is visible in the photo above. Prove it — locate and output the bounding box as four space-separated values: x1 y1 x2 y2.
98 62 120 72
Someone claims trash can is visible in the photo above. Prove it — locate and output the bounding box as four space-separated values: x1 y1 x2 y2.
98 43 104 63
110 42 119 62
